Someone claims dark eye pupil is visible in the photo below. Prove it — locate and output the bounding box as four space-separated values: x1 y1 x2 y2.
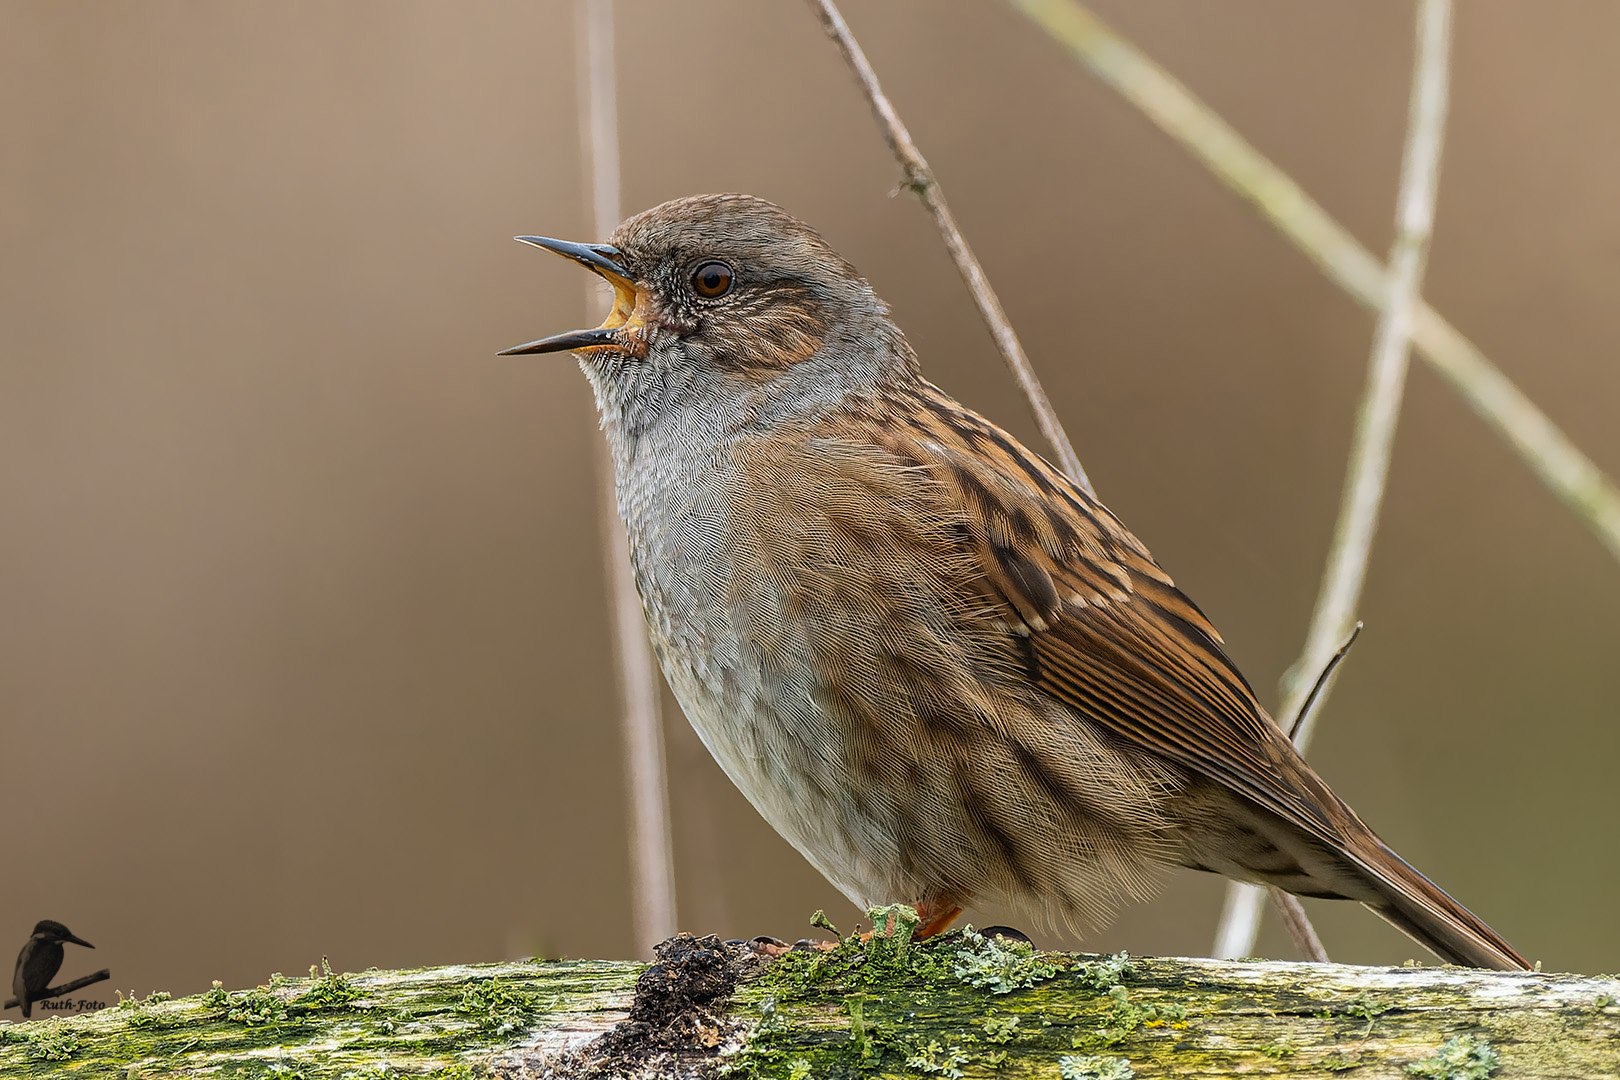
693 262 732 297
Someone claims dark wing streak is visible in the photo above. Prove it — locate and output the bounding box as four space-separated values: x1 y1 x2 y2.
911 415 1354 850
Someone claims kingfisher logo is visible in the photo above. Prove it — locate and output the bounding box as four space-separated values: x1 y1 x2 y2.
5 921 108 1019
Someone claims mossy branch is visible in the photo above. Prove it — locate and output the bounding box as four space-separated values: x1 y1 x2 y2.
2 928 1614 1078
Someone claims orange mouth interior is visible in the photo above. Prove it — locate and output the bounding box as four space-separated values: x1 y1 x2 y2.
595 271 643 337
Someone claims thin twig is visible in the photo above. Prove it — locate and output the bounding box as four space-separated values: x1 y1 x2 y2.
1268 887 1331 963
1210 622 1360 960
576 0 677 956
807 0 1093 496
1215 0 1454 960
1290 622 1364 750
1007 0 1620 564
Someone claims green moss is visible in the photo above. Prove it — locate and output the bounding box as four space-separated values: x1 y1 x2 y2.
1 1018 81 1061
202 980 229 1009
743 918 1186 1076
294 958 362 1011
981 1014 1019 1043
1406 1034 1500 1079
1346 989 1392 1036
904 1037 970 1077
844 994 872 1059
456 975 541 1035
741 914 1236 1076
1087 984 1187 1047
114 991 173 1029
223 984 290 1026
754 995 789 1035
758 909 968 996
1072 952 1133 992
863 903 921 970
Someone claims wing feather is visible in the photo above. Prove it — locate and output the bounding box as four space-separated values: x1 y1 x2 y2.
884 383 1352 848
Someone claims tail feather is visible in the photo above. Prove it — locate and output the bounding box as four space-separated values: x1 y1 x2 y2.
1349 840 1529 971
1182 768 1528 969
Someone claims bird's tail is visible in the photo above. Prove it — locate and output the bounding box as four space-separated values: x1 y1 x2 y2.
1347 837 1529 971
1225 762 1530 970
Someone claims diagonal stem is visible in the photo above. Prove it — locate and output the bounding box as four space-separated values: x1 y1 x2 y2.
807 0 1093 496
1213 0 1454 960
1268 886 1331 963
1282 0 1453 748
1006 0 1606 964
1007 0 1620 565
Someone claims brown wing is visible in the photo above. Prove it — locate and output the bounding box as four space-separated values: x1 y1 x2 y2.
845 381 1527 969
883 383 1356 850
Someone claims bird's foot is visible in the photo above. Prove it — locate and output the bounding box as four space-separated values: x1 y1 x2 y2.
729 899 985 959
731 936 836 958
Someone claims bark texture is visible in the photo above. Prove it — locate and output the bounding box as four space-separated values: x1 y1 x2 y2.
0 928 1614 1078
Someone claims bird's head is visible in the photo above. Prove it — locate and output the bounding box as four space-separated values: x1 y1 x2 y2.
502 194 918 430
30 920 93 949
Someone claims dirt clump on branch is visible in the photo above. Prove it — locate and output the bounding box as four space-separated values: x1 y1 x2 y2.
504 933 759 1080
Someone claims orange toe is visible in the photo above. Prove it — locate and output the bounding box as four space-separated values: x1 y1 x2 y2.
914 901 964 940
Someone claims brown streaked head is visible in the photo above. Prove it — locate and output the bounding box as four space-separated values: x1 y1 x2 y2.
501 193 913 379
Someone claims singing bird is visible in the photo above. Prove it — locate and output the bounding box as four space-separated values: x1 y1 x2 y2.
11 920 94 1018
502 193 1528 970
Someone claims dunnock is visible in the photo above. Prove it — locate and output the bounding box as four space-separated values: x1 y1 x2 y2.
502 194 1527 970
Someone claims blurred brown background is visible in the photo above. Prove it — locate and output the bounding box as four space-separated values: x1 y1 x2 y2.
2 0 1616 1001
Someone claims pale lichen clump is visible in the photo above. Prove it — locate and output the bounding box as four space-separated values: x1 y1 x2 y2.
951 927 1060 994
1060 1053 1136 1080
1405 1033 1501 1080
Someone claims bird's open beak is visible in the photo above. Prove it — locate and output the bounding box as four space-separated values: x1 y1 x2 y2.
498 237 642 355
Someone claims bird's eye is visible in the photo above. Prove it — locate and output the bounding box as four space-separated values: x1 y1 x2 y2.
691 261 734 299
